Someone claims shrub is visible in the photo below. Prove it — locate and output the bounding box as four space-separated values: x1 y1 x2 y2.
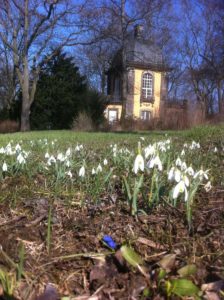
0 120 19 133
72 112 94 132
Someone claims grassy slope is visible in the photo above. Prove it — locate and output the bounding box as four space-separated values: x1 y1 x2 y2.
0 123 223 145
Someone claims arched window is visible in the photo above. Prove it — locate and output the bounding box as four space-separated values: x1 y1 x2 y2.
142 72 153 99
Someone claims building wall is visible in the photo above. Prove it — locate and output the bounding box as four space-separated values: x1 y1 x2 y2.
132 69 162 119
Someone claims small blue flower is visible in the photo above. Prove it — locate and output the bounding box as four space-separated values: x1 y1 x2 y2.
102 235 117 250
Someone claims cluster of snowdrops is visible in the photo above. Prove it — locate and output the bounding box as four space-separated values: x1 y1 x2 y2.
0 136 216 228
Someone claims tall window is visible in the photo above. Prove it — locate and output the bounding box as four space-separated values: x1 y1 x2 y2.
142 73 153 99
141 110 151 121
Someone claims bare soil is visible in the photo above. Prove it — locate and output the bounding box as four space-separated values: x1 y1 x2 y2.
0 184 223 299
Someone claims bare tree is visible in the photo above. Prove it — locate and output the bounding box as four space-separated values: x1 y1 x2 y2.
0 0 88 131
0 43 18 110
176 0 224 116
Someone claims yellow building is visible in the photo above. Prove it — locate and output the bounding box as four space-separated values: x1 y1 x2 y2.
105 25 169 123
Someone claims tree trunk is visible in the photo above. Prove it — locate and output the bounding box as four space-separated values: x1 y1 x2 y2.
20 90 31 131
217 81 224 114
20 56 31 131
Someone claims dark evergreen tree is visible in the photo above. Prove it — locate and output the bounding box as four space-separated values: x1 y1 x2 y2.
31 51 87 130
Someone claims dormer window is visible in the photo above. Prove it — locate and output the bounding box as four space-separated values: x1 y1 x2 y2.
141 72 154 103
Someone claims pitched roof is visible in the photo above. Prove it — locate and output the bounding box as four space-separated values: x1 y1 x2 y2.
107 27 171 73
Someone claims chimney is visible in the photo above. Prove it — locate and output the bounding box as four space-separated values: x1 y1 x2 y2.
134 24 143 39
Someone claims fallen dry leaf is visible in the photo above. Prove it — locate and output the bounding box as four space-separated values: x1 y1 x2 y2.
201 280 224 292
137 237 164 250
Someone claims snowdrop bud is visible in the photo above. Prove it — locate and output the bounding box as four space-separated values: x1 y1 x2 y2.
66 170 73 178
204 181 212 192
181 162 187 171
133 154 144 174
185 166 194 176
45 152 50 159
175 157 182 167
181 149 185 156
103 159 108 166
2 162 7 172
79 166 85 177
15 144 21 152
96 164 103 173
0 147 5 154
66 148 71 156
65 160 71 167
75 145 80 152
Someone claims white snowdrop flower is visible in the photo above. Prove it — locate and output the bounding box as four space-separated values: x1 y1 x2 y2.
174 169 181 183
168 167 175 181
213 147 218 153
23 151 29 158
183 143 188 148
147 155 163 171
144 145 156 159
15 144 21 152
2 162 7 172
133 154 144 174
185 166 194 176
173 180 189 202
181 162 187 171
112 144 117 153
194 169 209 181
66 170 73 178
160 145 167 152
96 164 103 173
47 155 56 165
75 145 80 152
17 153 25 164
51 141 55 145
65 160 71 167
66 148 71 157
5 143 12 150
196 143 200 149
57 153 65 162
181 149 185 156
204 181 212 192
45 152 50 159
79 144 83 150
103 159 108 166
0 147 5 154
140 137 145 141
92 168 96 175
183 175 190 187
6 144 14 155
79 166 85 177
175 157 182 167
